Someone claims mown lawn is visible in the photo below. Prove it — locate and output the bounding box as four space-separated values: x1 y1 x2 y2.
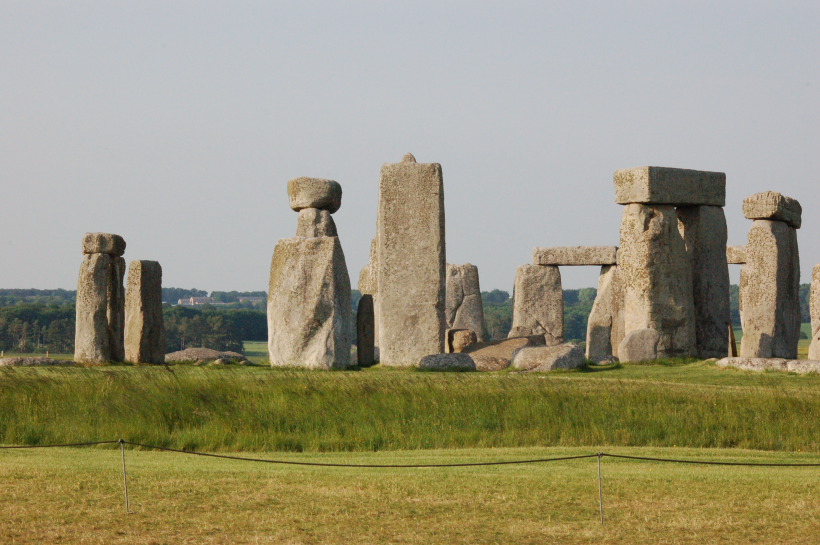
1 445 818 544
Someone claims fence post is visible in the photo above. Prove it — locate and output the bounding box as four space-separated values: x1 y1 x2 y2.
120 439 132 514
597 452 604 526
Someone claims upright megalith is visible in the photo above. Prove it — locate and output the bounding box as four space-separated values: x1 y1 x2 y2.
124 260 165 364
445 263 487 342
677 205 731 358
75 233 126 364
268 178 351 369
377 153 446 366
509 264 563 345
296 208 337 238
358 235 380 347
739 211 801 359
618 203 696 357
810 264 820 360
357 294 375 367
586 264 625 362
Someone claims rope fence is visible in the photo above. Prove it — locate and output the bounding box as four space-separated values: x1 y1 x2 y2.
3 440 819 525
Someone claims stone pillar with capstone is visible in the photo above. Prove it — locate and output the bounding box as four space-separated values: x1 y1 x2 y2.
124 260 166 364
268 178 352 369
74 233 126 364
377 153 446 367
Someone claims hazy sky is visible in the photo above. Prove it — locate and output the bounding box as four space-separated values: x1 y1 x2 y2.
2 1 818 293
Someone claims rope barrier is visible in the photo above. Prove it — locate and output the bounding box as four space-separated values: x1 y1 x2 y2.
601 453 820 467
0 440 119 449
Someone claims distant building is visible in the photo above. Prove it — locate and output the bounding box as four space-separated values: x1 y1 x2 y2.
238 296 266 303
177 297 226 306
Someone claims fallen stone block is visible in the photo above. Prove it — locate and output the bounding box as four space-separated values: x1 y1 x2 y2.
296 208 338 237
124 260 166 364
511 343 585 371
726 245 747 264
0 357 72 367
716 357 789 372
613 166 725 206
417 353 476 371
617 328 660 362
533 246 618 266
165 348 247 363
82 232 126 256
462 335 546 371
742 191 802 229
445 329 477 353
786 359 820 374
287 177 343 213
509 264 563 345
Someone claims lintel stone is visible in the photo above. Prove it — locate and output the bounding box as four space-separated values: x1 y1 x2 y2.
742 191 802 229
533 246 617 266
613 166 725 206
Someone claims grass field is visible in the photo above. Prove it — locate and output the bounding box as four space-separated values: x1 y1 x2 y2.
2 445 819 544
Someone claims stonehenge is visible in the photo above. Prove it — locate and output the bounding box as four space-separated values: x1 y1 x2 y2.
586 264 625 362
445 263 487 343
739 192 802 359
509 264 563 344
613 166 725 206
533 246 617 267
268 178 351 369
810 264 820 360
124 260 166 364
75 233 126 364
377 153 446 367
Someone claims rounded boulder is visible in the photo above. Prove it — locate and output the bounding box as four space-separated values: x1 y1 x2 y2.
287 177 342 213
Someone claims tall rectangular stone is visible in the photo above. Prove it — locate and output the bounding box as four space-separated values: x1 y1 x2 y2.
613 167 725 206
124 260 166 364
677 205 731 358
586 265 625 362
739 220 800 359
619 204 696 357
107 256 126 362
75 253 113 364
509 264 563 345
810 264 820 360
268 236 352 369
377 154 445 366
358 235 380 348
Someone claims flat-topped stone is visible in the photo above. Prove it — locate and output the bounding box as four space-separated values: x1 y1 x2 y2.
716 357 820 374
613 167 725 206
287 177 342 213
726 246 747 264
82 232 126 256
742 191 802 229
417 353 476 371
533 246 618 266
462 335 546 371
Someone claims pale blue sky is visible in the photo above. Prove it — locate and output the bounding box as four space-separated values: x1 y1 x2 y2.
2 1 818 292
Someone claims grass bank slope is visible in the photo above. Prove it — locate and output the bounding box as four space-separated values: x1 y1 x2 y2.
2 446 819 544
2 360 819 453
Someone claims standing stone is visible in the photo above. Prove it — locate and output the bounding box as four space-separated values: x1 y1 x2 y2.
268 236 351 369
728 324 738 357
357 236 380 348
107 256 126 362
810 264 820 360
509 264 563 346
739 220 800 359
357 294 375 367
677 205 731 358
618 328 660 362
586 265 625 362
619 204 696 357
445 263 487 342
296 208 337 238
377 153 445 366
75 253 114 364
124 261 166 364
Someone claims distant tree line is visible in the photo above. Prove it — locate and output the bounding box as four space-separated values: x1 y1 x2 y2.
0 303 76 354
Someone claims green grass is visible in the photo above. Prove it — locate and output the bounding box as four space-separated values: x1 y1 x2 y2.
2 445 819 544
2 360 820 453
242 340 269 364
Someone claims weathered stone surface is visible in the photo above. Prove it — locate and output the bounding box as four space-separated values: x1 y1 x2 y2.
728 324 738 357
511 343 585 371
377 154 445 366
617 328 660 362
0 357 72 367
533 246 618 266
613 167 725 206
267 236 351 369
165 348 247 363
788 360 820 373
742 191 802 229
296 208 338 237
678 205 731 358
445 329 477 353
811 264 820 338
72 250 125 364
417 353 476 371
462 335 545 371
124 260 165 364
82 232 126 256
586 265 625 362
445 263 487 342
739 220 800 359
716 357 788 372
357 294 375 367
619 204 696 357
287 177 342 213
358 236 380 347
726 246 747 264
509 264 563 345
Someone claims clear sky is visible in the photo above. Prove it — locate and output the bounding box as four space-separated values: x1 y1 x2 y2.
2 1 818 293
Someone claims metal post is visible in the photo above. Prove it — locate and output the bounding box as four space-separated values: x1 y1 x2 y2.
120 439 131 514
597 452 604 526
